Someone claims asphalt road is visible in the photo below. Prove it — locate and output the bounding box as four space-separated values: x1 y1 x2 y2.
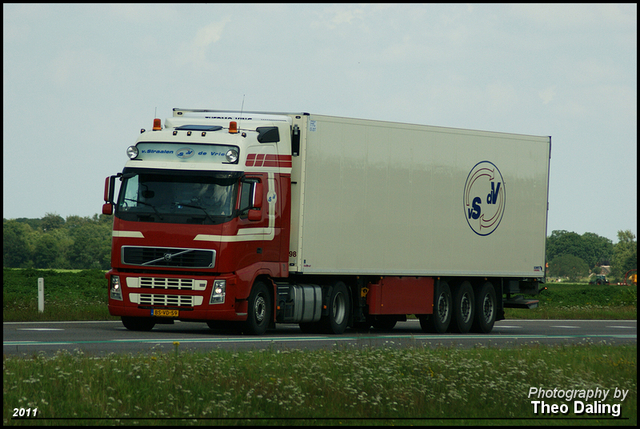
3 319 636 357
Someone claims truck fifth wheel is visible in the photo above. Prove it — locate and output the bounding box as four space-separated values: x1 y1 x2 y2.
103 110 550 334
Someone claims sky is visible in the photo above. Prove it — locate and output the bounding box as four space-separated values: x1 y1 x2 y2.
3 3 637 243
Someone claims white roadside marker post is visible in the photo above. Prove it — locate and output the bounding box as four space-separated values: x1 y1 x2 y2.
38 277 44 313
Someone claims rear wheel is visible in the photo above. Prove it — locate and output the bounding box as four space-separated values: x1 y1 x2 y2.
323 281 350 334
471 281 496 333
244 281 272 335
450 281 474 333
121 316 155 331
421 280 451 333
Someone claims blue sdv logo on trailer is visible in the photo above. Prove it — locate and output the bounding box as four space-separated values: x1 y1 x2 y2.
463 161 506 236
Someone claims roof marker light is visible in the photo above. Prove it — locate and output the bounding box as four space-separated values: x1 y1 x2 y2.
229 121 238 134
153 118 162 131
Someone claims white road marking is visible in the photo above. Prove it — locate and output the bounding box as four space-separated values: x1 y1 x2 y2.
17 328 64 331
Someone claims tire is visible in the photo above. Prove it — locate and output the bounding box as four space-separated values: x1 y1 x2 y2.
323 281 350 334
244 281 272 335
422 280 452 333
371 316 398 331
471 281 497 333
207 321 237 332
450 281 474 333
121 316 155 331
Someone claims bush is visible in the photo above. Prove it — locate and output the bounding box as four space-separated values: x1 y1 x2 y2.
548 254 589 281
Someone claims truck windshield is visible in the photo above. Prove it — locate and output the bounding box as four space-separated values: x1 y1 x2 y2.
116 168 241 224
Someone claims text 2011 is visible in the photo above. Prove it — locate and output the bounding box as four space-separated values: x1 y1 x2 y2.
13 408 38 418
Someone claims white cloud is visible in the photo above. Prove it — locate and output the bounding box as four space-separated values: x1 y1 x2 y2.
195 20 229 48
106 4 177 23
48 48 114 88
509 4 636 27
179 18 231 70
539 87 556 104
571 59 626 86
312 4 367 30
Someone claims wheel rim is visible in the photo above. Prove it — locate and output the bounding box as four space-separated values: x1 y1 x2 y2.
460 292 472 324
332 292 346 325
254 295 266 323
436 293 450 323
482 294 494 323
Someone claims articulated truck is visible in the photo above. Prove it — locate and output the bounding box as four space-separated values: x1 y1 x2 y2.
103 109 550 335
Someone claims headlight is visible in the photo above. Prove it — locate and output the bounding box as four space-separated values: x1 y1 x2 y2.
225 149 239 164
110 275 123 301
126 146 139 159
210 280 226 304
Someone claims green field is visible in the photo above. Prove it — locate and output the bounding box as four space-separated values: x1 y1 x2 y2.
3 269 114 322
3 343 637 425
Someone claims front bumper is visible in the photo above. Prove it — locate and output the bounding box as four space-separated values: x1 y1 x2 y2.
106 271 247 321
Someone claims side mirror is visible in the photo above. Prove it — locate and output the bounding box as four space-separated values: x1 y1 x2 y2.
103 176 116 216
103 176 112 202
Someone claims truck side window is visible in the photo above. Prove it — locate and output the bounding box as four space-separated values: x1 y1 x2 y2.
239 178 259 217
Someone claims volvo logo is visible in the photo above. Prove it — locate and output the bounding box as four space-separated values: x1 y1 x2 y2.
163 253 173 262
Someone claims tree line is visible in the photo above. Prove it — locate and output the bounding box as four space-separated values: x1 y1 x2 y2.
3 213 637 281
3 213 112 270
546 229 636 282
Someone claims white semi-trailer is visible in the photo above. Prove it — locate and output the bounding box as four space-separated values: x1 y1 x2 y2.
104 110 550 334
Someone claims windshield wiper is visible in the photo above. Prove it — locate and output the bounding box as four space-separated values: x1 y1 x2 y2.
173 202 216 224
125 198 163 220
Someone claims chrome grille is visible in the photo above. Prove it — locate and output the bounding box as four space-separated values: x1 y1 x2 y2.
139 277 207 291
130 293 203 307
122 246 215 268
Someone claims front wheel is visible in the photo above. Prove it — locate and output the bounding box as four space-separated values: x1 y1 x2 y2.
244 281 272 335
121 316 155 331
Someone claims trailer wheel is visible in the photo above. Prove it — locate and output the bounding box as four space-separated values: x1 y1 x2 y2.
471 281 496 333
121 316 155 331
450 281 474 333
421 280 452 333
323 281 350 334
244 281 272 335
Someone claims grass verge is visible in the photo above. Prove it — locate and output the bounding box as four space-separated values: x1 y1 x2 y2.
3 343 636 425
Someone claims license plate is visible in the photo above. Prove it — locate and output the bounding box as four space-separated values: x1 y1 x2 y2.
151 309 179 318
